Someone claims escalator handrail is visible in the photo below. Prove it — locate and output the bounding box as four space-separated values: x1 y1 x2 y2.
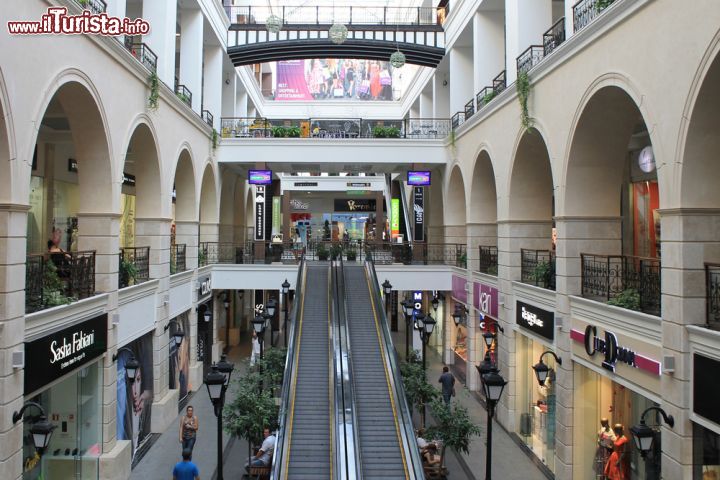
364 258 425 479
271 256 305 480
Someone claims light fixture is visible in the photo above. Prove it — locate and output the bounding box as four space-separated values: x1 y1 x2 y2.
282 279 290 295
329 23 348 44
204 365 225 404
382 280 392 295
124 356 140 381
13 402 56 456
481 371 507 403
431 296 439 312
532 351 562 386
401 299 412 317
204 310 211 322
390 50 406 68
451 303 466 327
476 352 498 378
252 314 266 334
483 331 496 349
265 14 283 34
216 354 235 387
630 407 675 458
172 330 185 347
266 298 277 317
415 311 426 331
423 313 436 336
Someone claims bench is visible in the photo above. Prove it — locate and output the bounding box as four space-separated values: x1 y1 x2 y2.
423 463 449 479
246 465 270 479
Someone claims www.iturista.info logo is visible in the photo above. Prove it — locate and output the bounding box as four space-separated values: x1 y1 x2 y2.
7 7 150 36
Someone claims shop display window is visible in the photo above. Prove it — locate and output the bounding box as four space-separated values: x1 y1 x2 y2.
694 423 720 480
22 361 103 480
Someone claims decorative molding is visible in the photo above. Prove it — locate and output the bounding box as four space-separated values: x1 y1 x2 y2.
25 293 109 341
569 295 662 343
117 279 160 307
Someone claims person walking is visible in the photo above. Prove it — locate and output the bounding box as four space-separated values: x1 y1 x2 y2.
438 366 456 406
250 330 261 366
173 449 200 480
179 406 199 453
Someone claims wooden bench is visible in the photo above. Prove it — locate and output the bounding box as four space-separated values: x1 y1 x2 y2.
423 463 449 479
246 465 270 479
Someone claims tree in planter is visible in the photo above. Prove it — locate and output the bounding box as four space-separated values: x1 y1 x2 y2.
425 397 482 470
345 247 357 261
317 244 329 261
530 261 553 288
330 243 343 260
608 288 641 311
400 350 439 429
255 347 287 398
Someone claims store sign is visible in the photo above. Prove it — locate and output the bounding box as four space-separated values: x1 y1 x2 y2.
293 182 318 187
290 199 309 210
198 275 212 297
347 182 371 188
334 198 376 212
694 354 720 425
570 326 661 376
255 186 265 240
272 196 281 235
413 291 423 312
24 314 107 394
413 187 424 242
391 198 400 236
122 172 136 187
473 281 498 318
516 301 554 341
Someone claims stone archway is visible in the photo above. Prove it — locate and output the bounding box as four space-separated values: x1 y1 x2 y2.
444 165 467 244
199 163 219 243
468 150 498 271
218 168 236 243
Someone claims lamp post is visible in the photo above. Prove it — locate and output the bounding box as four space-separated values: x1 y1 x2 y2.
417 313 436 373
223 291 231 354
481 370 507 480
205 361 232 480
12 402 57 457
451 303 467 327
382 280 392 327
532 351 563 387
265 298 277 347
630 406 675 459
282 279 290 347
252 314 267 362
401 299 413 360
112 346 141 381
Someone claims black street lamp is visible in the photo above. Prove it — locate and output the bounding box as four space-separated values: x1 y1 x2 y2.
476 352 499 378
417 313 436 373
222 291 231 354
252 314 267 361
12 402 56 457
401 299 414 360
481 370 507 480
265 298 277 347
205 363 231 480
163 319 186 348
112 346 140 382
431 295 439 312
532 351 563 386
282 279 290 347
382 280 392 330
451 303 467 327
630 406 675 458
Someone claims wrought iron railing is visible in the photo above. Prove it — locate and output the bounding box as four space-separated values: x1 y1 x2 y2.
543 17 566 56
25 251 96 313
175 84 192 107
573 0 616 33
226 5 446 27
119 246 150 289
451 111 466 130
170 244 187 274
707 264 720 329
476 86 497 112
478 246 498 275
492 70 507 94
521 248 556 291
464 99 475 119
517 45 545 76
123 37 158 73
75 0 107 14
362 242 467 267
201 110 214 127
581 253 661 316
406 118 451 139
198 242 249 266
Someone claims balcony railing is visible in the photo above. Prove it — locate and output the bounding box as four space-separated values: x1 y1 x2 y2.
573 0 616 33
170 244 187 274
476 87 497 112
492 70 507 94
25 251 96 313
517 45 545 76
75 0 107 14
226 5 446 27
175 84 192 108
521 248 556 291
464 99 475 120
543 17 566 56
478 246 498 276
220 117 452 139
581 253 661 316
360 242 467 268
707 264 720 329
123 37 158 73
451 112 466 130
119 247 150 289
201 110 214 128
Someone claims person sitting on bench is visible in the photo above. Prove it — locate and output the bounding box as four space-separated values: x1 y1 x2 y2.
245 427 275 471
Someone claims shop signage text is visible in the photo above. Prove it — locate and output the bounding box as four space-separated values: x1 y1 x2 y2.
334 198 376 212
413 187 424 242
293 182 318 187
122 172 136 187
198 275 211 297
290 199 309 210
570 327 661 376
391 198 400 236
255 186 265 240
413 291 423 312
473 282 498 318
24 314 107 394
347 182 371 188
516 301 554 341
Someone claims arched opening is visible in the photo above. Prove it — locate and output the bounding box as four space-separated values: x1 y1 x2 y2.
566 86 660 317
199 163 219 244
426 170 444 243
25 81 112 312
0 77 11 204
445 165 467 243
171 149 195 273
219 168 236 243
233 176 246 243
469 150 498 274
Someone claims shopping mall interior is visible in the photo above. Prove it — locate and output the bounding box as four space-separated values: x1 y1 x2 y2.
1 0 720 479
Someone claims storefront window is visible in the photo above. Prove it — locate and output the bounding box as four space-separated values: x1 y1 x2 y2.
22 361 103 480
694 423 720 479
516 335 556 473
169 311 192 404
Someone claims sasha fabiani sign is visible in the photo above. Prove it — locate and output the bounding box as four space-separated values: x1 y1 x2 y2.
24 314 107 394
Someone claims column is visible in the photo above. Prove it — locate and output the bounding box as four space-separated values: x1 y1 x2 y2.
135 218 172 281
142 0 177 87
0 205 28 480
179 8 204 112
564 0 575 36
375 191 385 245
235 86 248 120
106 0 127 22
432 75 450 118
203 45 224 131
504 0 552 84
467 222 497 272
465 282 480 391
473 10 505 92
77 213 121 293
448 46 473 114
221 69 237 119
175 221 198 269
419 87 433 118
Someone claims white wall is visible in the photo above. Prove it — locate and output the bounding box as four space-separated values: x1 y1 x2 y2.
504 0 552 83
449 47 474 113
473 10 506 92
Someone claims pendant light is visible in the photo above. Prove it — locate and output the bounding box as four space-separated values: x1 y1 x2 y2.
328 0 347 44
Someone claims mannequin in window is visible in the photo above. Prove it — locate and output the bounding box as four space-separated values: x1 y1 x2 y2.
604 424 629 480
594 418 616 478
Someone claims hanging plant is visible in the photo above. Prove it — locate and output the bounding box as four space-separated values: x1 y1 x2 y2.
517 71 532 132
211 128 218 150
147 71 160 111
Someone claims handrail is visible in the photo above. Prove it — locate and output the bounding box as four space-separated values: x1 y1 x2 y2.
333 258 362 480
270 255 305 480
364 258 425 479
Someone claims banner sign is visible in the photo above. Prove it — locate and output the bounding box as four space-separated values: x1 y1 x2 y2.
408 171 431 186
249 170 273 185
570 326 661 376
473 281 499 318
391 198 400 237
255 186 265 240
25 314 108 394
516 301 554 341
413 187 424 242
275 60 314 101
272 196 281 235
451 275 468 304
334 198 376 212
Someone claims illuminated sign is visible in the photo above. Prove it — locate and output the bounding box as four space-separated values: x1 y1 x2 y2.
407 171 431 186
248 170 273 185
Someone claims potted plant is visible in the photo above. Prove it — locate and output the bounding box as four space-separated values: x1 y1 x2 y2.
457 252 467 269
386 126 401 138
426 397 482 471
119 258 138 288
531 261 553 287
607 288 641 311
317 244 329 261
346 247 357 261
400 351 439 428
372 125 387 138
287 126 301 138
330 243 343 260
323 220 331 241
42 260 72 307
271 126 288 138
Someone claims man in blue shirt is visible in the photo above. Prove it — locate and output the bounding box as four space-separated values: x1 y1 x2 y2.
173 449 200 480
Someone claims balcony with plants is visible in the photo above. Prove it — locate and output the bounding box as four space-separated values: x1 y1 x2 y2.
25 251 97 314
520 248 556 291
119 246 150 289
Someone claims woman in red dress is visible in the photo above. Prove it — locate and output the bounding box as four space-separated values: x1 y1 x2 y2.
369 62 382 99
604 424 630 480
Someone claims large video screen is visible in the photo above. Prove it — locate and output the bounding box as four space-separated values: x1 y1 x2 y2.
408 171 431 186
248 170 273 185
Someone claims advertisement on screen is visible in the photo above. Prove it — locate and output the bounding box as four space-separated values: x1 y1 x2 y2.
408 171 431 186
248 170 272 185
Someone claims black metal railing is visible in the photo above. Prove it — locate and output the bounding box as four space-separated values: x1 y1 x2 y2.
573 0 616 33
198 242 249 266
75 0 107 14
521 248 556 291
119 246 150 289
492 70 507 94
581 253 661 316
123 37 158 72
25 251 96 314
543 17 566 56
707 264 720 329
478 246 498 275
464 99 475 119
476 86 497 111
170 244 187 274
517 45 545 76
220 117 452 139
201 110 214 127
451 111 466 130
175 84 192 107
226 5 446 27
